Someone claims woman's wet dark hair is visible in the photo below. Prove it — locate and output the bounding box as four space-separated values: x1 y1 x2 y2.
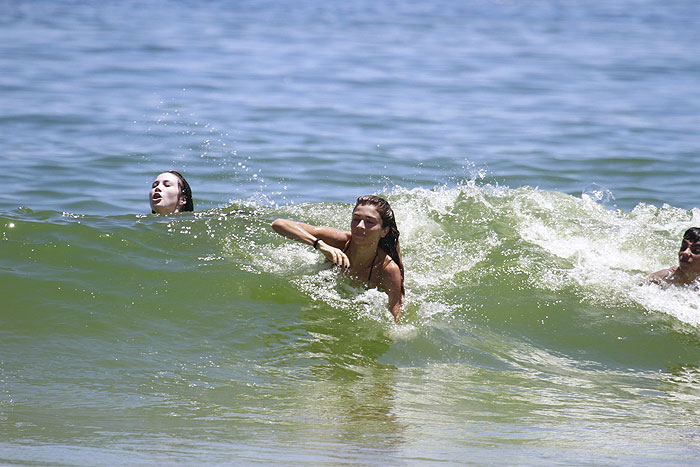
682 227 700 244
167 170 194 212
355 195 404 295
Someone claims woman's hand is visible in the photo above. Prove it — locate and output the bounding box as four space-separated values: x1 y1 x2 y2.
317 240 350 269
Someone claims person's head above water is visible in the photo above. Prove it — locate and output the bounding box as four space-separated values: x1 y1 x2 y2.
149 171 193 214
677 227 700 273
354 195 404 295
648 227 700 285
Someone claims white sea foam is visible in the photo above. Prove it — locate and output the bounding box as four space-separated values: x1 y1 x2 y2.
248 184 700 330
510 189 700 329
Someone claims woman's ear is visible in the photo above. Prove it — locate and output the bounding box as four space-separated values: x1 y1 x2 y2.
381 226 390 238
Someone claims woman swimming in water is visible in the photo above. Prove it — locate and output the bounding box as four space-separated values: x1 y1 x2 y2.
149 171 194 214
272 195 405 323
648 227 700 285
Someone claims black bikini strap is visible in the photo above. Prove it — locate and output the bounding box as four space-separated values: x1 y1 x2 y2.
367 249 379 283
344 239 379 283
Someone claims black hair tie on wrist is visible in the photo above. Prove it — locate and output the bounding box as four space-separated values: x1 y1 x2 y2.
313 238 320 249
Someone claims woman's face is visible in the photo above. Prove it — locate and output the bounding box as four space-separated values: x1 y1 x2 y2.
351 205 389 246
149 172 184 214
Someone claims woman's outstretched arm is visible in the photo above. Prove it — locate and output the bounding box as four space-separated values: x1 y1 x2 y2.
271 219 351 268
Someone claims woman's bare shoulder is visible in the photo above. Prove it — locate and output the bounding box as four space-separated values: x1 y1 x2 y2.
378 252 401 280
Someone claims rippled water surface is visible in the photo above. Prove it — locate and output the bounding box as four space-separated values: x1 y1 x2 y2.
2 1 700 464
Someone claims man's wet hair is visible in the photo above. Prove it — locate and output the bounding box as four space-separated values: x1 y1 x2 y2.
682 227 700 243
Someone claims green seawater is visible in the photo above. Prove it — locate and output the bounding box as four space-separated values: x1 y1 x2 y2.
2 185 699 464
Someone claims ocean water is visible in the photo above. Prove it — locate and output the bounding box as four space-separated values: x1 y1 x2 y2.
2 1 700 464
